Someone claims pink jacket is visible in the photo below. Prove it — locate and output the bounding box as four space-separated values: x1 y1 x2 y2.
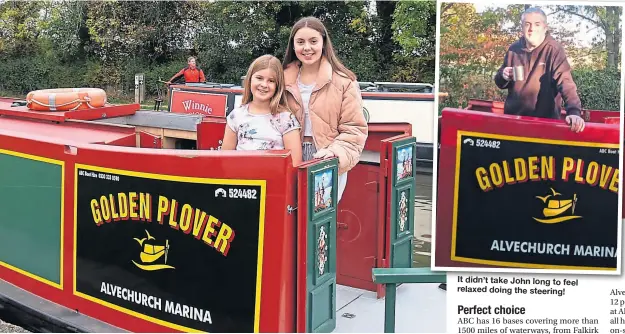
283 57 368 174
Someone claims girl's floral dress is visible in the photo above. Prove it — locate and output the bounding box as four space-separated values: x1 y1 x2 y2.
227 104 301 151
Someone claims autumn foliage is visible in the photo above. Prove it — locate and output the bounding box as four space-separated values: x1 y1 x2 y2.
438 3 621 113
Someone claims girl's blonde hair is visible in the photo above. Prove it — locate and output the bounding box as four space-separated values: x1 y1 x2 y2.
241 55 289 115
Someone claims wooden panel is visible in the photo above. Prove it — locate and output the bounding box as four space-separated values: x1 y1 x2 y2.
0 150 63 288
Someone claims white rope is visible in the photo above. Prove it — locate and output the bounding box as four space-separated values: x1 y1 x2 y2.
48 93 56 111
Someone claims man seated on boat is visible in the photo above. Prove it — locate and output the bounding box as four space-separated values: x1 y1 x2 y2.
494 7 585 133
166 56 206 85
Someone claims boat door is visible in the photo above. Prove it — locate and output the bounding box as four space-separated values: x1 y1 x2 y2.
381 135 417 270
296 158 339 333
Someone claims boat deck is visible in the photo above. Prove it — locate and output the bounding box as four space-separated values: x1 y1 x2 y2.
334 283 445 333
334 173 445 333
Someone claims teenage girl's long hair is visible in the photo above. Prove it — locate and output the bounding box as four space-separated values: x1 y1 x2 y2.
282 16 357 81
241 55 290 115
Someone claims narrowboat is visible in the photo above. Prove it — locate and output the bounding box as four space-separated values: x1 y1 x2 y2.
148 81 437 171
0 81 445 333
434 99 622 272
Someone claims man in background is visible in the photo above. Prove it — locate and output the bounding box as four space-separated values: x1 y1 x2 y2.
166 56 206 85
494 7 585 133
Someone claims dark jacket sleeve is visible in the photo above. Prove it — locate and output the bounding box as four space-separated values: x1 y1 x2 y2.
552 47 582 117
494 50 511 89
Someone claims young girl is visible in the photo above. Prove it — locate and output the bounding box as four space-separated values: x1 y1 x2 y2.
282 17 368 202
222 55 302 166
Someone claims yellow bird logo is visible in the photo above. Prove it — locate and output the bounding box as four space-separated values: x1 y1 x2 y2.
535 187 561 203
133 230 155 246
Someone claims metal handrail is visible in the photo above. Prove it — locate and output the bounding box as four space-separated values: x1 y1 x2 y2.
372 267 447 333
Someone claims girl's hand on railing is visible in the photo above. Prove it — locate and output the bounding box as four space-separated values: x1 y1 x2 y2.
313 148 335 159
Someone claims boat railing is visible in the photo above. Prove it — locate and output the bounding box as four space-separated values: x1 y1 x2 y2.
371 267 447 333
177 81 434 93
359 82 434 93
231 76 434 93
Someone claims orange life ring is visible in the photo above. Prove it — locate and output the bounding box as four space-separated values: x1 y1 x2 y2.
26 88 107 112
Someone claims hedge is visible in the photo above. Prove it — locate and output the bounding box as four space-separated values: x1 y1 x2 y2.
439 68 621 113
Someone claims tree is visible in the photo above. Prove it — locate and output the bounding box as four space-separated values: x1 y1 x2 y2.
195 1 378 83
551 5 622 69
390 0 437 83
0 1 47 57
438 3 620 112
0 0 438 98
85 1 204 64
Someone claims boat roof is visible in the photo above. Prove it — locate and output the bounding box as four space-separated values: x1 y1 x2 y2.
0 99 138 123
0 116 138 144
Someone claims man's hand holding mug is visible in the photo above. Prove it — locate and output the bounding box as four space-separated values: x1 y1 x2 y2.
502 67 514 81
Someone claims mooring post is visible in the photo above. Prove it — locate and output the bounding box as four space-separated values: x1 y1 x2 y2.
384 283 397 333
138 73 145 103
134 74 140 104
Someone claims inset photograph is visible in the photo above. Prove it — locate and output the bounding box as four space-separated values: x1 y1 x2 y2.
433 2 623 274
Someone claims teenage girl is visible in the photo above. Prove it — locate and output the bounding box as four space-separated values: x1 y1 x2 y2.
282 17 368 202
222 55 303 166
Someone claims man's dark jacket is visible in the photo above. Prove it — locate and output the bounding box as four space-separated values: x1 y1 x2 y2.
494 33 582 119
